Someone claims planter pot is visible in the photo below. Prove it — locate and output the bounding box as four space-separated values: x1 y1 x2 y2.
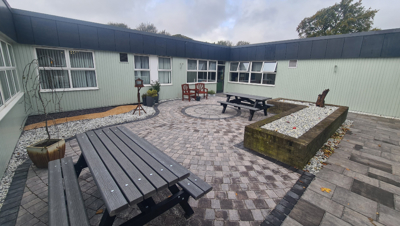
209 94 216 97
27 139 66 168
196 96 201 101
147 96 155 107
154 95 159 104
142 96 147 106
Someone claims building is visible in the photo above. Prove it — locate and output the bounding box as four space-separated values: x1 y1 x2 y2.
0 0 399 177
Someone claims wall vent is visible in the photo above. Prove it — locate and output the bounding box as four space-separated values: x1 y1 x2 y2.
289 60 297 68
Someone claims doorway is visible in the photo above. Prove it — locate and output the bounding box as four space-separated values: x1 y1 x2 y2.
217 64 225 93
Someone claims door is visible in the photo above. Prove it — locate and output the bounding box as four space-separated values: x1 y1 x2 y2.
217 65 225 93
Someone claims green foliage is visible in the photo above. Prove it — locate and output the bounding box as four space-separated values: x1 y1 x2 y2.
297 0 379 38
216 40 233 47
208 90 216 94
108 22 130 29
151 80 161 93
136 23 171 36
147 89 158 97
236 41 250 46
142 93 147 98
172 34 193 40
159 30 171 36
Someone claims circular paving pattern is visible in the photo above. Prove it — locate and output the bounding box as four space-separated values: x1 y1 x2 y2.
182 104 240 120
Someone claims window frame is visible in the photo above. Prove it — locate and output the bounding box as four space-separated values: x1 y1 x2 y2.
133 54 151 85
0 39 20 112
157 57 172 85
119 53 128 63
186 59 217 84
34 47 98 92
229 61 277 86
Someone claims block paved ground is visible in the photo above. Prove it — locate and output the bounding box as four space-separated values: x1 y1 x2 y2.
11 96 300 226
282 113 400 226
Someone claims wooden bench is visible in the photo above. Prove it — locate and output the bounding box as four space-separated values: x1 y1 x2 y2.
48 157 89 226
217 100 274 121
71 126 212 225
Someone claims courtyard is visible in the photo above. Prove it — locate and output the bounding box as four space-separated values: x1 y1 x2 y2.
0 96 399 226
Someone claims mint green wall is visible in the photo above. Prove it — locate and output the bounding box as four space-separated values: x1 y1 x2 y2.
224 59 400 118
13 44 216 114
0 95 27 178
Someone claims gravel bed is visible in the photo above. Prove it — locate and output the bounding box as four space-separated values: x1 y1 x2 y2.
261 100 338 138
0 106 156 210
303 120 353 174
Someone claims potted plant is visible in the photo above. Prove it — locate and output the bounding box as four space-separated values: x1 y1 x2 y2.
142 93 147 106
208 90 216 97
22 57 66 168
146 89 158 107
151 80 161 103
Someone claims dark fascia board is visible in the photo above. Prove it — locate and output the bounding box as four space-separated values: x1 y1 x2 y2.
11 8 230 50
231 28 400 49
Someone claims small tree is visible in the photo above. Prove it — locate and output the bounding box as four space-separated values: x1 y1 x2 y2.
172 34 193 40
236 41 250 46
297 0 379 38
216 40 233 47
158 30 171 36
108 22 130 29
22 57 65 140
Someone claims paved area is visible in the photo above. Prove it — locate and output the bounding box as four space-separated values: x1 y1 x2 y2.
282 113 400 226
13 96 300 226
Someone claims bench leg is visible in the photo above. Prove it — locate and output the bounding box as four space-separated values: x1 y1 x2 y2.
262 101 268 116
249 110 255 121
74 154 87 177
222 104 227 113
169 185 194 219
99 209 116 226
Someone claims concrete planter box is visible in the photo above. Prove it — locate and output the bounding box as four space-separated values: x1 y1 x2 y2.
244 98 348 169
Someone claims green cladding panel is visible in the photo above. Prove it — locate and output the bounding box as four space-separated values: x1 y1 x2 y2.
224 59 400 118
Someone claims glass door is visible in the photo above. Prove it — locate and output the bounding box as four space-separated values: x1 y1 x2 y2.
217 65 224 93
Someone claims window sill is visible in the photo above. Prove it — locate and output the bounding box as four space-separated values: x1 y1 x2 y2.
227 81 275 87
186 82 217 84
40 87 99 92
0 92 24 122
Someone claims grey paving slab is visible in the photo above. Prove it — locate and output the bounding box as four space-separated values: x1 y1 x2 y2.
320 213 351 226
378 204 400 226
332 186 378 220
301 189 344 218
289 199 325 226
341 207 384 226
316 168 354 190
351 179 394 208
281 216 303 226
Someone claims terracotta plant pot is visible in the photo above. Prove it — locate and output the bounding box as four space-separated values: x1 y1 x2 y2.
27 139 66 168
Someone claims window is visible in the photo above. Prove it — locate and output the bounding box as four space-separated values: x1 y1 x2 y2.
120 53 128 62
229 61 277 85
134 55 150 84
186 59 217 83
289 60 297 68
158 57 171 84
35 48 97 91
0 40 20 110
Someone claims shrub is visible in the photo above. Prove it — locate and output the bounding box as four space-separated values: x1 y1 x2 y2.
208 90 216 94
151 80 161 93
147 89 158 97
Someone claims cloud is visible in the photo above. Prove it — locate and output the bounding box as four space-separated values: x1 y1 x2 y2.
8 0 399 45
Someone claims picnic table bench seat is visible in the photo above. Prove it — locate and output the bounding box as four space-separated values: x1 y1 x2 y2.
217 100 274 121
48 157 89 226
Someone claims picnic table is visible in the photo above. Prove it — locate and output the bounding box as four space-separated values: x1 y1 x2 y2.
217 92 273 121
48 125 212 226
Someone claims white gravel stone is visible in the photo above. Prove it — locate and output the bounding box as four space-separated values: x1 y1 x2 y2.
303 119 353 174
0 106 155 210
261 100 338 138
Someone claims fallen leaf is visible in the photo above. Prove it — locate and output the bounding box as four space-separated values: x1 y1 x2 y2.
378 145 381 147
368 217 377 226
96 209 104 214
376 212 379 215
236 193 238 196
320 187 331 193
346 168 350 171
293 127 296 129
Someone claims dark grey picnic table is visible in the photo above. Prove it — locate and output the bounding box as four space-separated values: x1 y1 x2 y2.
218 92 273 121
73 125 211 226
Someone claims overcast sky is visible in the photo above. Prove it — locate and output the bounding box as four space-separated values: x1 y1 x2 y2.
7 0 400 45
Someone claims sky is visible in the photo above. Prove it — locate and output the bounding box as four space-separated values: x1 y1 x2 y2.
7 0 400 45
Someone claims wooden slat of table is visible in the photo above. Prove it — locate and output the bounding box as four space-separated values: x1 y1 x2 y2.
48 159 69 226
177 178 204 200
224 92 271 101
86 131 143 205
61 157 90 226
94 129 157 200
187 173 213 194
110 128 179 186
77 133 128 216
102 128 168 192
118 126 190 181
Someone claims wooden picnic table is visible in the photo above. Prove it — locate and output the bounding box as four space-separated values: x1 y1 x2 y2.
72 125 212 226
217 92 273 121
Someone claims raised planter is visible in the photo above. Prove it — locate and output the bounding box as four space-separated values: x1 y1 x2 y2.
244 98 348 169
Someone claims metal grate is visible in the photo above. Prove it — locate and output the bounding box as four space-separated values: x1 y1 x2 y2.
120 53 128 62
